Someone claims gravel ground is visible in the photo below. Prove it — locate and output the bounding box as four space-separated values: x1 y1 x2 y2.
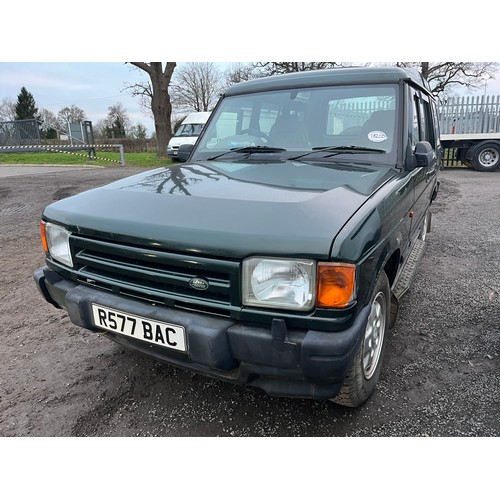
0 165 499 439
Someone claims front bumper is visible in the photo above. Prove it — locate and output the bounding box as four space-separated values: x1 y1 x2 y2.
34 266 369 400
167 148 178 159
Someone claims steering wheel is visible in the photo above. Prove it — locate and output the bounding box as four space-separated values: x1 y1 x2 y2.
215 132 268 148
240 128 269 142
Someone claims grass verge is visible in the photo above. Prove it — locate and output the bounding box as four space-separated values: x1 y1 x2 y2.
0 152 173 168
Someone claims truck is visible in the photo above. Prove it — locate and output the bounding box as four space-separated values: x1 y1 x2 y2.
166 111 211 160
438 95 500 171
34 67 440 407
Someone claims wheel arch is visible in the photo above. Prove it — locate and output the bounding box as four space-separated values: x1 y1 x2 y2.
383 248 401 288
356 234 403 311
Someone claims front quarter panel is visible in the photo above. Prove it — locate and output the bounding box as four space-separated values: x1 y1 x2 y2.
331 171 414 307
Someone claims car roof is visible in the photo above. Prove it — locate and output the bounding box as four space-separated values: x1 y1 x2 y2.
224 66 432 97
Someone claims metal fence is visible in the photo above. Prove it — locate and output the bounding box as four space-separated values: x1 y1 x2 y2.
438 95 500 135
329 99 395 134
0 119 41 146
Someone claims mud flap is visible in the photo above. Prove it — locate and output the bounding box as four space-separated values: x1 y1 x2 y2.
389 293 399 329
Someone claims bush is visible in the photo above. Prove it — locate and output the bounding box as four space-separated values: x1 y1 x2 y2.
96 138 158 153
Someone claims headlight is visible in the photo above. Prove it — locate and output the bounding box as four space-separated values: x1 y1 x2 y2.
242 258 315 311
41 221 73 268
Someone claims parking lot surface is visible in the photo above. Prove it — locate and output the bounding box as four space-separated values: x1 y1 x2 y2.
0 165 499 437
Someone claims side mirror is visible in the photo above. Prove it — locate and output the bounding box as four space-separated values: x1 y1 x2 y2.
414 141 435 167
177 144 194 163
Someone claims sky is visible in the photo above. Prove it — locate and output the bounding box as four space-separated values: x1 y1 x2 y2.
0 62 157 135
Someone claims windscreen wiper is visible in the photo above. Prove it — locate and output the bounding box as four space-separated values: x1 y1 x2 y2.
207 146 287 161
289 145 386 161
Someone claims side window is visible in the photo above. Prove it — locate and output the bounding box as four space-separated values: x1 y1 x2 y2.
419 98 436 147
430 100 441 149
418 99 428 143
410 95 420 151
410 89 436 150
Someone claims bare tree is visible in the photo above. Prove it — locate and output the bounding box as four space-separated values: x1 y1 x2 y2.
56 105 87 130
397 62 499 96
170 62 224 113
39 108 58 128
93 119 107 139
224 62 362 85
39 108 59 138
224 63 261 86
124 79 153 119
225 62 498 98
254 62 349 76
0 97 16 122
126 62 176 158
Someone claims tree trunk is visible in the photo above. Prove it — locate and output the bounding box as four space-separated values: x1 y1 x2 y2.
150 84 172 158
421 62 430 81
130 62 176 158
150 63 175 158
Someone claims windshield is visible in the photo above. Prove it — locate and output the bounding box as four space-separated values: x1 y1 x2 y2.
174 123 205 137
192 84 399 163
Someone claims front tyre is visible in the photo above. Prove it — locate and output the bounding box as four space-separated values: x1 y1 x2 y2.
332 271 390 407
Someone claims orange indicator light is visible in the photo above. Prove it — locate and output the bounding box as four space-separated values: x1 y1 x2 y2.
317 263 356 308
40 221 49 253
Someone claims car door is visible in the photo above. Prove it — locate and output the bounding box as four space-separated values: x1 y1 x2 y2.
409 88 440 240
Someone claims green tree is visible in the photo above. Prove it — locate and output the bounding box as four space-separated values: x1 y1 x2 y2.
14 87 40 121
130 123 148 139
107 117 126 138
44 128 58 140
103 103 131 138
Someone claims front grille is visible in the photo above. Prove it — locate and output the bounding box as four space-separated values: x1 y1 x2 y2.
70 235 240 315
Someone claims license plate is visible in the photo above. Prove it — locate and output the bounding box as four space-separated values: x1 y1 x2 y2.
91 304 186 352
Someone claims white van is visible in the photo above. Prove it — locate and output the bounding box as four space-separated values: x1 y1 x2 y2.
167 111 211 159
